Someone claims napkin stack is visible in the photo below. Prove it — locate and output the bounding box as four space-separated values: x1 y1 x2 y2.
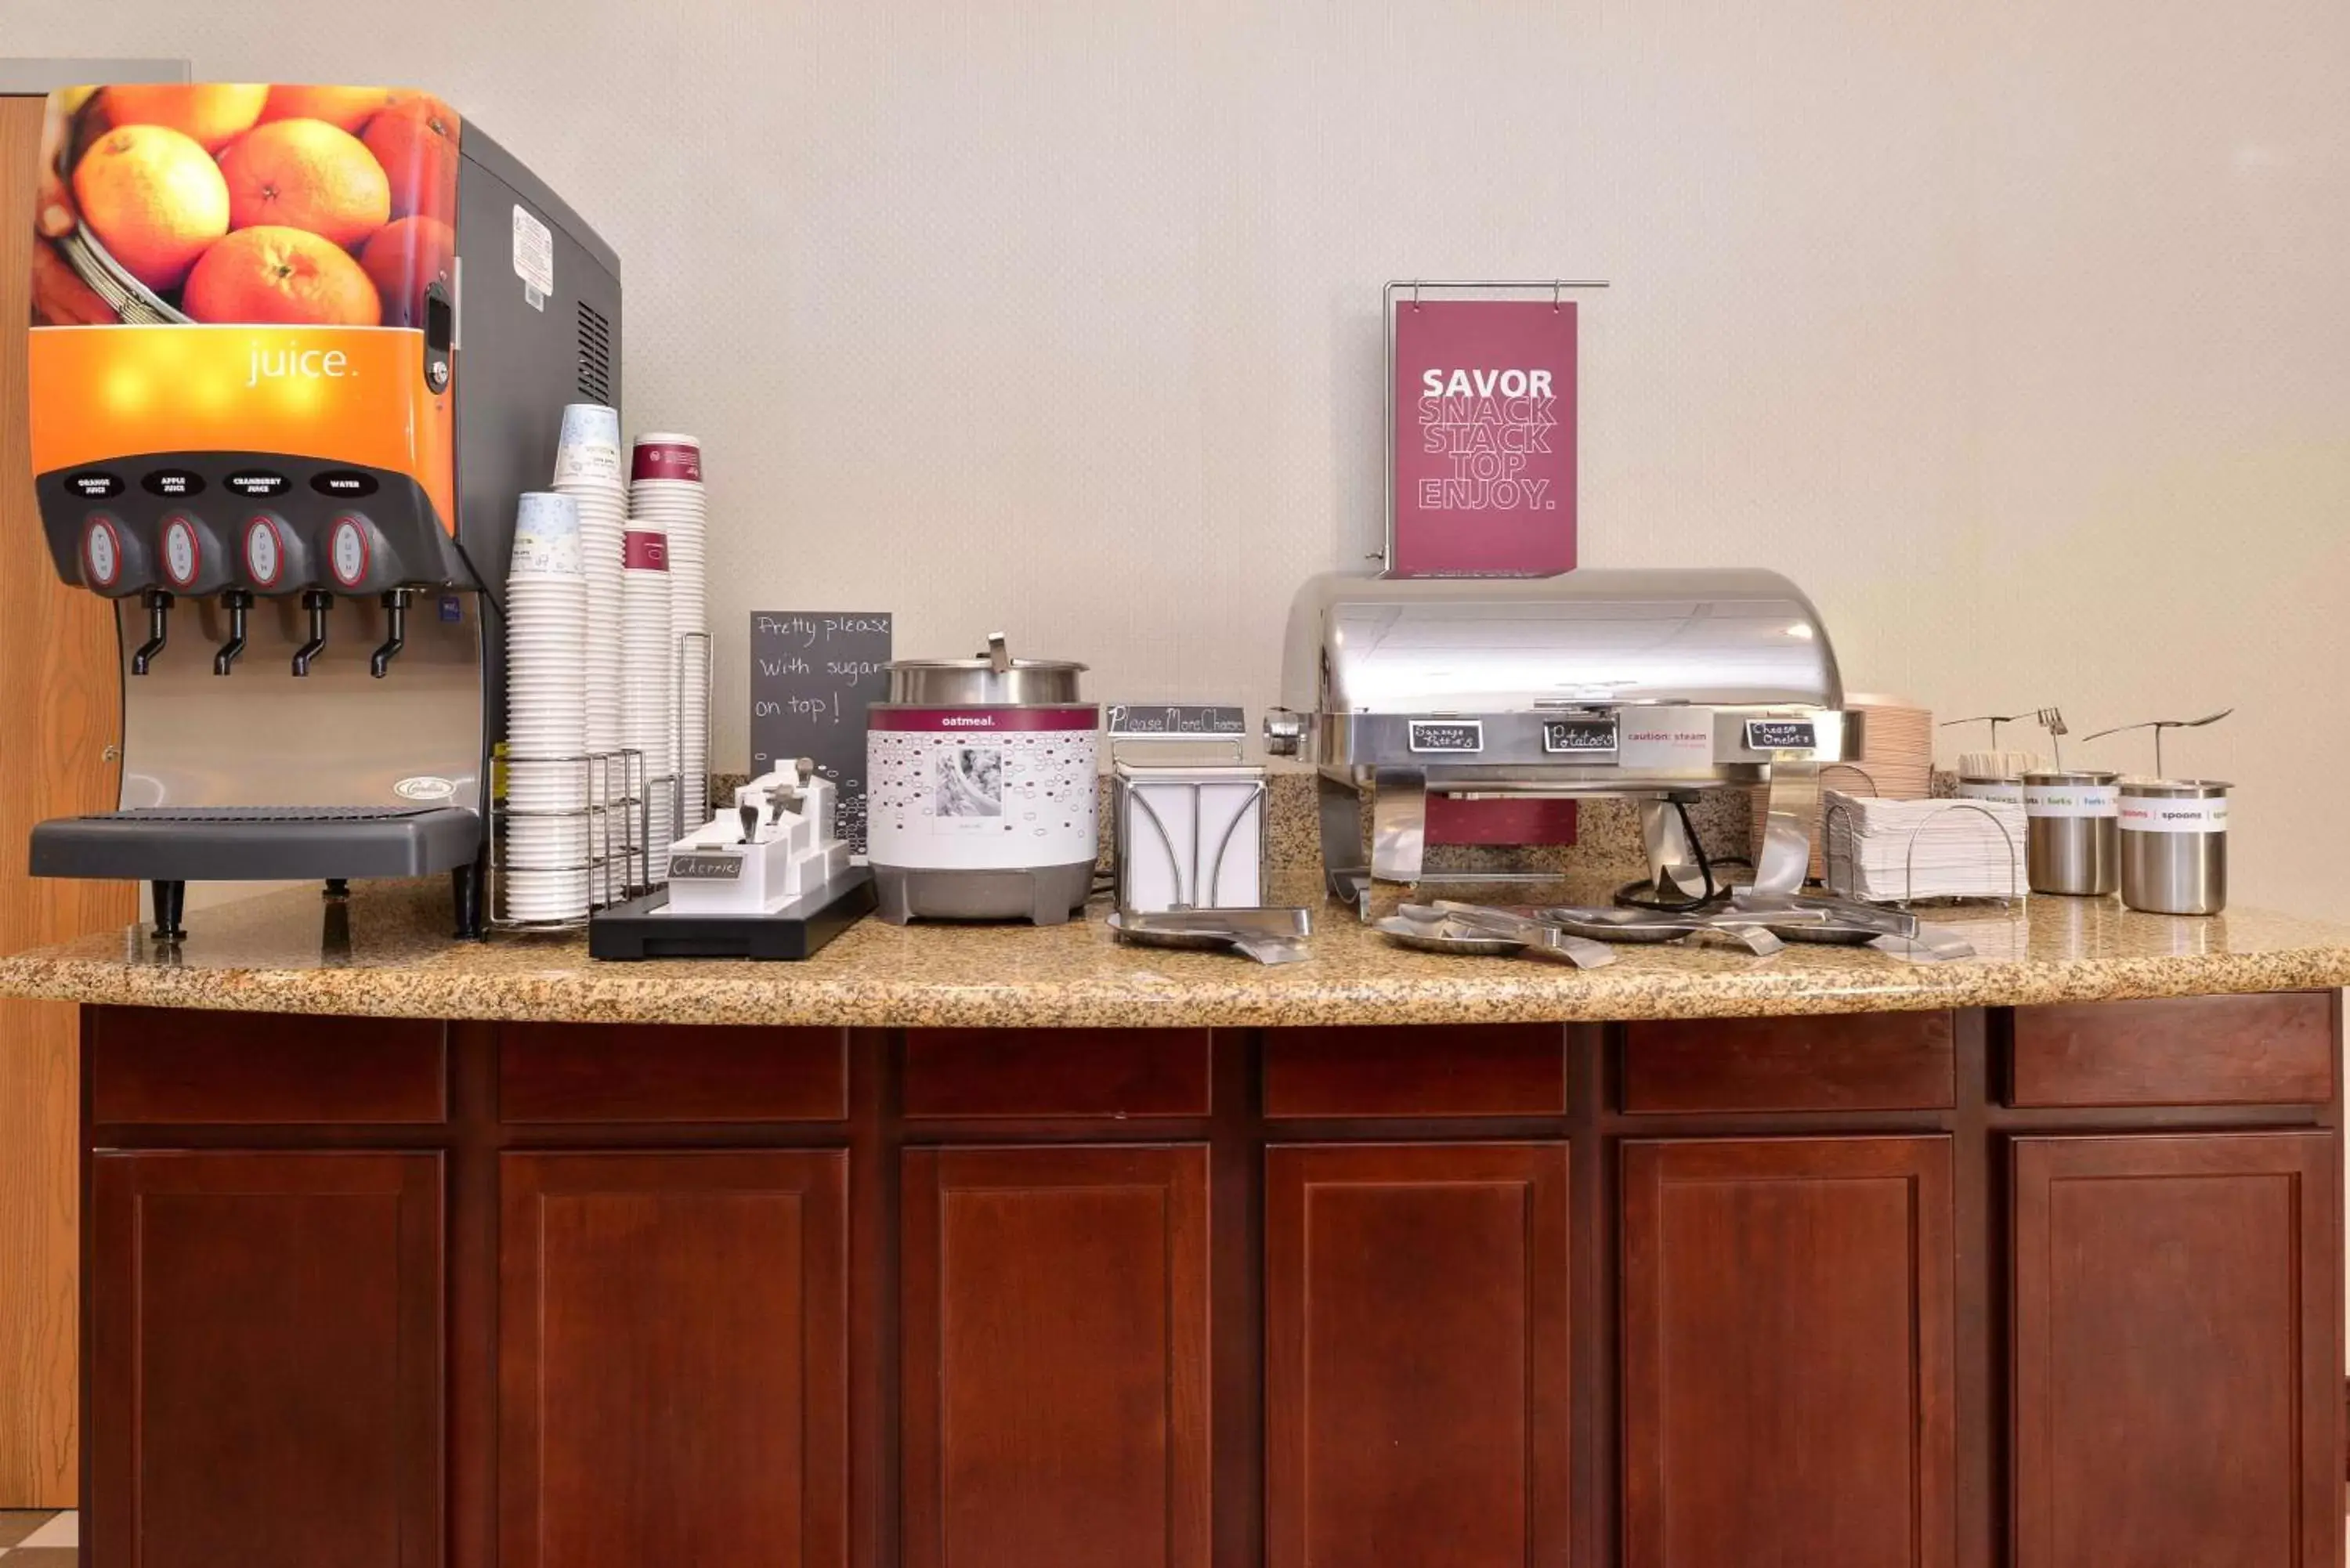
1822 789 2026 904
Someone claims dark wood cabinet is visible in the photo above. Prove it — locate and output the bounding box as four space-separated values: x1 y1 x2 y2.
1621 1136 1956 1568
1264 1142 1571 1568
64 996 2346 1568
88 1151 443 1568
901 1144 1211 1568
497 1151 849 1568
2011 1133 2341 1568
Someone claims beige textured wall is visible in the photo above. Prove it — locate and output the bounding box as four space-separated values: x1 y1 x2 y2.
11 0 2349 917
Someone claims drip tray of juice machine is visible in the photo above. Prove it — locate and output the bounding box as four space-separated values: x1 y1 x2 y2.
31 806 483 880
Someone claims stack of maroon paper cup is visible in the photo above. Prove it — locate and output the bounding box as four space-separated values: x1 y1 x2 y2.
629 432 706 849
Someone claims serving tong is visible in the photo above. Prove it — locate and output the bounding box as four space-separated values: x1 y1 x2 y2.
1374 892 1976 965
1106 905 1314 965
1395 902 1624 967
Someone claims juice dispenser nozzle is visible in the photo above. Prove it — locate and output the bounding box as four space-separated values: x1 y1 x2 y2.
291 591 333 677
130 588 172 675
370 589 410 678
212 589 253 675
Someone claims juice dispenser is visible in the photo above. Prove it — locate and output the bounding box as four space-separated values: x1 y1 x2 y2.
23 83 621 938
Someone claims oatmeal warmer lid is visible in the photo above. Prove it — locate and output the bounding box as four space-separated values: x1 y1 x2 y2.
884 631 1089 707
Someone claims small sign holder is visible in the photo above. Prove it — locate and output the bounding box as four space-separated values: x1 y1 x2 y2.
1104 703 1248 739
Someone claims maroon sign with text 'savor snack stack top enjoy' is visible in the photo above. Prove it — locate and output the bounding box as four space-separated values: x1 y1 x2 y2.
1390 299 1577 578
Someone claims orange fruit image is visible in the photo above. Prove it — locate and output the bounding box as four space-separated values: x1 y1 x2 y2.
360 215 455 327
363 95 461 225
70 124 232 292
102 83 268 153
218 119 392 249
258 84 396 134
183 226 381 325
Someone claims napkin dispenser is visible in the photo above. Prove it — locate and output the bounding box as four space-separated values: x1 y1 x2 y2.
1105 709 1268 914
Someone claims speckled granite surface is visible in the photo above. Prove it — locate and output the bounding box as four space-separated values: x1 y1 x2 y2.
2 870 2346 1028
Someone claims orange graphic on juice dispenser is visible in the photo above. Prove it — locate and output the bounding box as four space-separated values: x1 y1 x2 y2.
29 84 462 529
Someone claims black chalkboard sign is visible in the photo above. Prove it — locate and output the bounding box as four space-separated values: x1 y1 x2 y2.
748 612 893 854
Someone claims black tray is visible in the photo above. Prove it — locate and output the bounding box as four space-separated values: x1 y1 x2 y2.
588 868 875 961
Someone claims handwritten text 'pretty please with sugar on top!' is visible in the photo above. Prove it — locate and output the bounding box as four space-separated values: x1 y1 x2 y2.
1417 367 1558 511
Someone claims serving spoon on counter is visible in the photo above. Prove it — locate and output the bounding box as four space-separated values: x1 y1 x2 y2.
1384 905 1619 968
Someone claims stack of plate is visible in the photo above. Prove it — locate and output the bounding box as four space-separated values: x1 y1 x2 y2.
504 493 591 921
1752 694 1934 878
621 520 674 882
1823 789 2026 903
551 404 626 759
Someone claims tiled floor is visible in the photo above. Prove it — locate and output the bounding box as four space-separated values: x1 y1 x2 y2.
0 1510 74 1563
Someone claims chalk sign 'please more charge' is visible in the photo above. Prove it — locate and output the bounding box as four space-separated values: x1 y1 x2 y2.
749 612 893 854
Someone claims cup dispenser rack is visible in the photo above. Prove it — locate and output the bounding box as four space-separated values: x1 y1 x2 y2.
488 630 711 932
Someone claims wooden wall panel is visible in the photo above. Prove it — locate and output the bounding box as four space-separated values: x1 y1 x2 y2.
0 91 134 1508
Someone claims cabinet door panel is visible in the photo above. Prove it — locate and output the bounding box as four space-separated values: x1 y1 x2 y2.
1622 1136 1954 1568
2012 1133 2339 1568
1262 1026 1567 1118
1265 1143 1571 1568
902 1145 1209 1568
2008 993 2334 1107
499 1151 848 1568
89 1152 443 1568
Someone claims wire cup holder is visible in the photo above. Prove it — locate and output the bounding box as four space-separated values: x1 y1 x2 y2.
489 628 715 932
1823 796 2022 909
489 746 648 932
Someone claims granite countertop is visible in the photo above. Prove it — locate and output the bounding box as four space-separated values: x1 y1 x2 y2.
2 871 2348 1028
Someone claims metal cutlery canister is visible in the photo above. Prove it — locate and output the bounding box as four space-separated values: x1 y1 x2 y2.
1954 775 2026 807
2119 780 2229 916
2021 769 2120 896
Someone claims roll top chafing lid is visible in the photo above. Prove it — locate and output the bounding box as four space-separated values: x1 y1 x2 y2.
1280 569 1843 714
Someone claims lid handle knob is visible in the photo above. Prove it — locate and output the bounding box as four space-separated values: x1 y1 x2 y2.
983 631 1010 675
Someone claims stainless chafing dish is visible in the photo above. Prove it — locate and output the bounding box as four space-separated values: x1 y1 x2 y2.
1262 569 1853 916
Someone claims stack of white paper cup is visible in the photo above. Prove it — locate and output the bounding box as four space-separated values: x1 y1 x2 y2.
551 404 626 759
621 522 674 881
630 433 707 820
504 492 592 920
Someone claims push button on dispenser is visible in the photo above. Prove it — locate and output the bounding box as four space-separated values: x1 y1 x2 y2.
82 515 125 591
160 514 204 591
328 515 374 590
243 515 287 591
